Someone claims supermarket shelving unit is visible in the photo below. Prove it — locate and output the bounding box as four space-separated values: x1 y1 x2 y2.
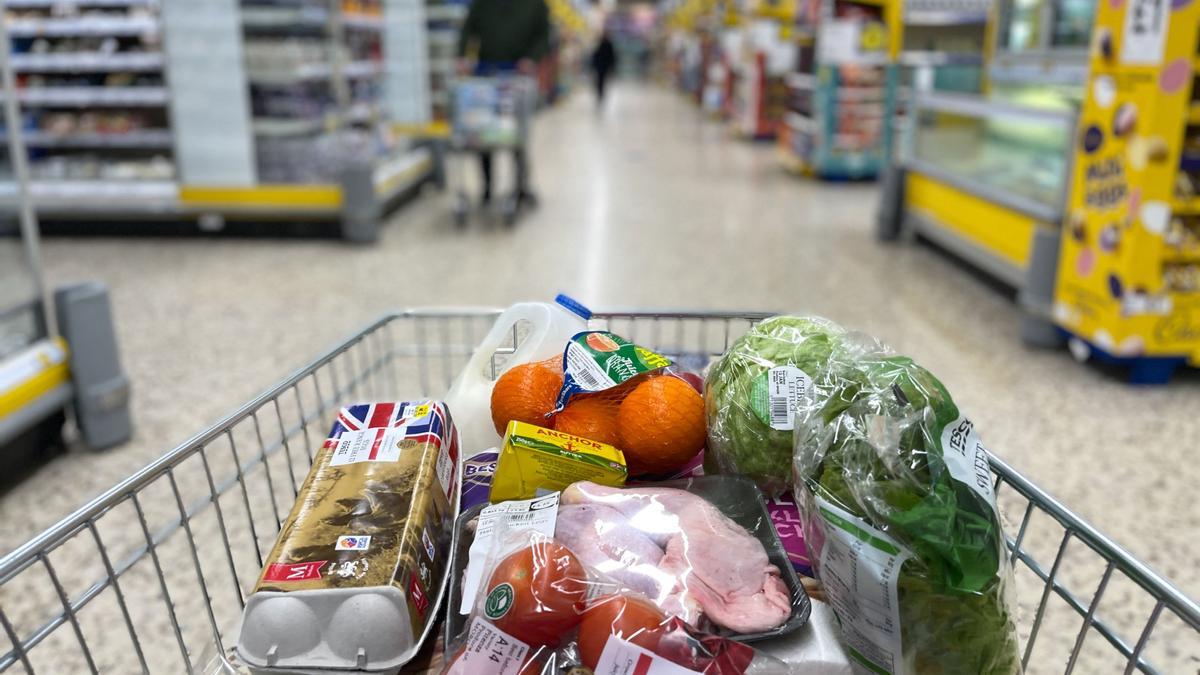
424 1 465 120
0 0 177 213
0 8 131 466
880 0 1200 381
722 3 797 140
0 0 439 242
776 0 901 179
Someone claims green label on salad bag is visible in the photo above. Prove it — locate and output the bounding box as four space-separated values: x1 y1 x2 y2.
748 365 814 431
553 331 671 411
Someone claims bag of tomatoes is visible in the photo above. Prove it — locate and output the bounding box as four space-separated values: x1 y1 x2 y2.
443 532 788 675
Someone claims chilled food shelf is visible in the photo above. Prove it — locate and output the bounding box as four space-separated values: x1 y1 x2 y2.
4 0 158 6
343 59 382 78
0 86 168 106
428 27 457 47
784 111 816 133
425 4 467 20
342 12 384 30
9 52 165 73
0 179 176 201
6 130 173 149
785 73 816 90
903 9 988 25
6 15 160 37
246 61 333 84
240 5 330 29
252 117 328 137
246 59 381 84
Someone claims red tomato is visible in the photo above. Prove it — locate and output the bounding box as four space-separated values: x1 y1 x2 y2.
482 540 588 646
577 594 667 669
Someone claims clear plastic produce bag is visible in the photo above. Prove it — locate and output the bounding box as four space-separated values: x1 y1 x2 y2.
442 530 791 675
445 477 810 650
792 352 1023 675
704 315 854 495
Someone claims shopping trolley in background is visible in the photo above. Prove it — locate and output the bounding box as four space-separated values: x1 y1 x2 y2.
1 310 1197 674
448 76 535 226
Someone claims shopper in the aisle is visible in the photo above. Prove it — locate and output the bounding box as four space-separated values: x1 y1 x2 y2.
591 31 617 106
457 0 549 206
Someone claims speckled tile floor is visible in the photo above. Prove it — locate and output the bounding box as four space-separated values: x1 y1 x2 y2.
1 82 1197 673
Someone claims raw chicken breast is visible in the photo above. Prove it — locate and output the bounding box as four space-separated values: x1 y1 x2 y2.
553 504 674 601
561 481 792 633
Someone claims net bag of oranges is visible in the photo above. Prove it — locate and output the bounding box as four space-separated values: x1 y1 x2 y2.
489 331 706 478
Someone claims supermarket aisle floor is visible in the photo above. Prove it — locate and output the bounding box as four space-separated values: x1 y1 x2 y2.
2 82 1198 668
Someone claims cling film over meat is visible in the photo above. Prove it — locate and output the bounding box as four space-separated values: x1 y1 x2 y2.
236 400 460 673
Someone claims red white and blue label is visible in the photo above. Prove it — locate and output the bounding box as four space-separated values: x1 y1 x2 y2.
324 401 448 467
335 535 372 551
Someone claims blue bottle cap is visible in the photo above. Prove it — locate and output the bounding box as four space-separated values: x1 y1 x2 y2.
554 293 592 320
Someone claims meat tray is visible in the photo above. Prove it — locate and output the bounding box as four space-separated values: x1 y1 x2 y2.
443 475 812 648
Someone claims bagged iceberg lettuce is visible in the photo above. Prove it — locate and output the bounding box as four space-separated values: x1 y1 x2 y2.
704 315 849 495
793 354 1021 675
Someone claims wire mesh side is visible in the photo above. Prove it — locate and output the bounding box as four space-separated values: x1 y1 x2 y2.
2 310 1196 675
0 311 494 674
991 457 1200 674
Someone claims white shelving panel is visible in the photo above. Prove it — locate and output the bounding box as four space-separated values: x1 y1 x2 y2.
11 52 166 73
163 0 255 185
5 0 159 7
8 130 173 149
7 16 160 37
384 0 433 124
1 86 169 106
0 0 438 231
2 0 176 209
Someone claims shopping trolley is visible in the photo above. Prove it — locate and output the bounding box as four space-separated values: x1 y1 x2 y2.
0 310 1197 674
447 76 536 227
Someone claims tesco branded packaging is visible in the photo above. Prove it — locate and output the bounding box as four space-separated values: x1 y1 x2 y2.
235 401 459 674
445 476 812 649
443 528 794 675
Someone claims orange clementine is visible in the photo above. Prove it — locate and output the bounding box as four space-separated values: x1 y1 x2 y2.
554 396 622 447
491 361 564 435
616 375 706 476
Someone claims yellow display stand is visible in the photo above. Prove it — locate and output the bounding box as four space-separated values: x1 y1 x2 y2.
1052 0 1200 381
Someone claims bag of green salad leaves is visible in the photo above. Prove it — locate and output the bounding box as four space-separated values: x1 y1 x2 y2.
792 354 1022 675
705 315 862 496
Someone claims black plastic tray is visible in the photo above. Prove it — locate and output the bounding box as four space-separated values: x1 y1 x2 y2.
443 475 811 648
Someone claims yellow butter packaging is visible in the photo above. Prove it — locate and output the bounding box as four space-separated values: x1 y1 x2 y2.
489 421 627 502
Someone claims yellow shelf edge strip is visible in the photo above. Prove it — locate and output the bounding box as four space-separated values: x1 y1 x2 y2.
179 185 343 209
0 337 70 421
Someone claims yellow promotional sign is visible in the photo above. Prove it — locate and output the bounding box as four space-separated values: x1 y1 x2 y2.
1053 1 1200 362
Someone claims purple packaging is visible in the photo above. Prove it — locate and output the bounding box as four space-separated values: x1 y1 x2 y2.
766 491 813 577
459 448 499 511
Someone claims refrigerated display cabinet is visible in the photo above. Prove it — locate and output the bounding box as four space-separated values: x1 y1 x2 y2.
880 0 1200 382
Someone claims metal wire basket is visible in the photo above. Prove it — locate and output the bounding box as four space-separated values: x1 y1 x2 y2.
1 310 1196 674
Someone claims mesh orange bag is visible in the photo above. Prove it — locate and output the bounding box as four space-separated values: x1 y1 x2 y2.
489 331 706 478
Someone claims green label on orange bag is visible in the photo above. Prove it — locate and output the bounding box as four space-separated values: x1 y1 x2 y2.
553 331 671 411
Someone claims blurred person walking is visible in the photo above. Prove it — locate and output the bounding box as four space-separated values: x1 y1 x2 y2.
457 0 549 206
591 31 617 105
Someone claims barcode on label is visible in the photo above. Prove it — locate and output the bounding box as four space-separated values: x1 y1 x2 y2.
506 513 537 523
572 367 605 389
770 396 790 427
